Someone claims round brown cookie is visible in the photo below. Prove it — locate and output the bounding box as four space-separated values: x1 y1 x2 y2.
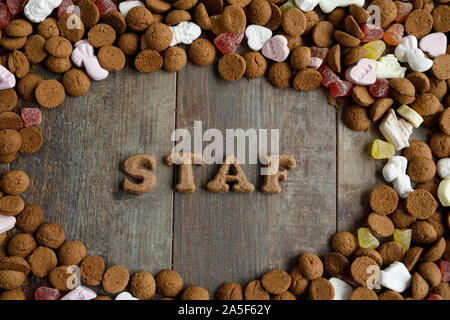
350 256 379 286
349 287 378 300
117 33 140 57
0 89 17 113
222 5 246 34
345 15 364 39
405 9 433 37
334 30 361 47
369 0 397 28
379 290 404 300
268 62 292 89
390 78 416 104
282 8 306 37
194 3 211 30
28 246 57 278
227 0 251 7
103 11 127 34
406 72 430 93
0 195 25 216
58 14 85 43
331 231 358 257
19 127 43 155
0 129 22 155
370 98 393 121
278 31 302 51
35 79 66 109
5 19 32 38
293 69 322 91
272 291 296 300
407 157 436 183
93 295 112 300
404 247 424 271
24 35 47 64
17 74 43 103
0 112 23 130
429 132 450 158
0 170 29 195
327 7 347 29
261 270 291 295
57 241 86 266
405 189 437 220
102 265 130 294
210 14 226 36
79 0 100 29
265 2 282 31
402 141 433 162
38 18 59 39
0 270 25 290
328 44 341 72
344 46 369 66
440 107 450 135
127 6 153 31
181 286 210 300
88 23 116 48
352 85 375 107
188 39 216 66
80 256 105 286
98 46 126 72
156 269 183 297
218 53 246 82
367 212 394 238
0 37 27 51
417 182 439 203
62 69 91 97
418 262 441 287
429 78 447 99
354 248 383 267
426 211 446 238
412 220 437 245
145 0 172 13
45 36 72 58
303 10 319 34
242 51 266 79
35 222 65 249
322 252 349 278
432 4 450 32
369 185 398 215
0 257 30 276
142 23 172 52
49 265 78 291
298 252 323 280
431 54 450 80
411 93 443 126
289 46 310 70
216 282 243 300
45 56 72 74
422 237 446 262
342 105 371 131
378 241 405 267
247 0 271 26
165 9 191 25
431 282 450 300
6 233 36 258
8 50 29 79
135 50 163 73
309 278 334 300
289 267 309 296
0 153 19 164
15 204 44 233
173 0 197 10
0 289 26 300
390 204 416 229
162 46 187 72
130 270 156 300
312 21 334 48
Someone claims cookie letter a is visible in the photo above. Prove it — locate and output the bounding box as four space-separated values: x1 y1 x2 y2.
122 154 157 194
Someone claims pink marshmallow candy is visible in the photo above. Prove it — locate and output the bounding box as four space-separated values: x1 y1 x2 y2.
0 65 16 90
345 58 376 85
0 214 16 234
419 32 447 58
261 35 290 62
71 40 109 81
60 285 97 300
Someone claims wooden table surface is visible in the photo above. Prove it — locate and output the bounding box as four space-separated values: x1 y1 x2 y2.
6 60 394 296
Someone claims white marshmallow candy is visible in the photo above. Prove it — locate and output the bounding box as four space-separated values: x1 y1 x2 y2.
372 54 406 79
395 36 433 72
119 0 145 17
438 179 450 206
116 292 139 300
329 278 352 300
380 262 412 293
170 21 201 46
382 156 407 183
392 174 413 199
437 158 450 179
24 0 62 23
0 214 16 234
294 0 320 11
319 0 364 14
379 109 413 151
245 25 272 51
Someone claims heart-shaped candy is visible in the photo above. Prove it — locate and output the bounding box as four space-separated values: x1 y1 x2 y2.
261 35 289 62
116 292 139 300
60 286 97 300
345 58 376 85
0 65 16 90
419 32 447 58
294 0 320 11
245 25 272 52
0 214 16 234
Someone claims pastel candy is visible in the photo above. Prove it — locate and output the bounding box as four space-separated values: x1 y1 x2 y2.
170 21 201 46
119 0 145 17
380 262 412 293
307 57 323 69
329 278 352 300
294 0 320 11
245 25 272 52
397 104 423 128
115 292 139 300
395 36 418 62
24 0 62 23
319 0 364 14
61 286 97 300
261 35 289 62
0 214 16 234
392 174 413 199
71 40 109 81
395 36 433 72
345 58 376 85
373 54 406 79
438 179 450 206
419 32 447 58
382 156 407 182
437 158 450 179
379 109 413 151
0 65 16 90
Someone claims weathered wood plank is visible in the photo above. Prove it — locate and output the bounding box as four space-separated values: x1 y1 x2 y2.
12 67 176 275
173 63 337 294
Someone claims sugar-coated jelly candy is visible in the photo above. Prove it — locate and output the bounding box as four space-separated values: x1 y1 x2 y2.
280 0 296 14
58 0 75 18
371 140 395 160
369 79 390 98
383 24 404 46
393 229 412 251
214 33 238 54
21 108 42 127
395 1 413 23
310 46 328 61
358 228 380 249
361 24 384 43
230 32 244 45
0 3 11 29
319 65 339 88
440 260 450 282
428 294 444 300
6 0 23 15
95 0 117 17
35 286 60 300
329 80 353 98
363 40 386 60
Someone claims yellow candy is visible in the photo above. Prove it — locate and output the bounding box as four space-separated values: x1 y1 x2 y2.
358 228 380 249
371 139 395 159
438 179 450 207
405 297 415 300
394 229 412 251
363 40 386 60
280 0 296 14
397 105 423 128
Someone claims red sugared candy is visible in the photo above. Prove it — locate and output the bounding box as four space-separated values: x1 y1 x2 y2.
95 0 117 17
6 0 23 15
329 80 353 98
230 32 244 45
428 294 444 300
383 23 404 46
21 108 42 127
361 24 384 43
310 46 329 61
0 3 11 29
58 0 75 18
440 260 450 282
214 33 238 54
395 1 413 23
319 65 339 88
369 79 390 98
35 287 60 300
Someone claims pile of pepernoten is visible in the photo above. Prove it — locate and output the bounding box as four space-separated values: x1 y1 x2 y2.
0 0 449 300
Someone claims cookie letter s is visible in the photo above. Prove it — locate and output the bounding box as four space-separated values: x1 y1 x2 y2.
122 154 157 194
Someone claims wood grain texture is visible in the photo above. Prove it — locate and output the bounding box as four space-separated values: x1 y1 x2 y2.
173 63 337 294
